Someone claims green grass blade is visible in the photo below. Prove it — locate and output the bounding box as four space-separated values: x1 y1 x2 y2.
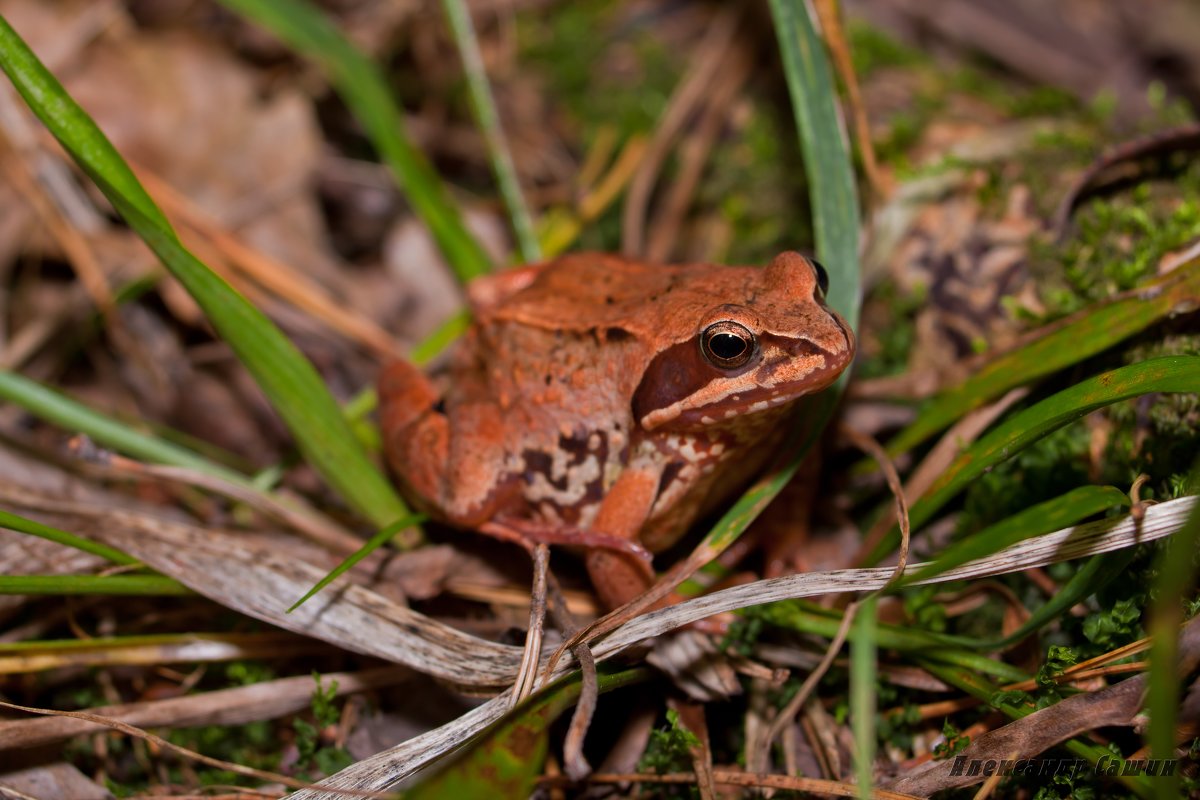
768 0 861 330
0 508 135 566
1146 461 1200 799
411 309 473 366
0 15 409 530
0 574 190 595
901 485 1130 586
288 512 425 612
864 356 1200 565
756 601 1029 682
0 371 248 486
888 260 1200 457
850 597 877 800
442 0 540 263
216 0 491 282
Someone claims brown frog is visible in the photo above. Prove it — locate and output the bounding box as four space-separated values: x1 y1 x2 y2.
379 251 854 609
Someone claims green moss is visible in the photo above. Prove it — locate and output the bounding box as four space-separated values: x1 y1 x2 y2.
638 709 701 798
855 278 923 380
959 425 1092 537
901 584 949 634
59 662 298 793
699 102 812 265
720 611 765 657
293 673 354 780
847 21 925 76
946 66 1081 121
518 0 679 138
932 718 972 760
1033 162 1200 318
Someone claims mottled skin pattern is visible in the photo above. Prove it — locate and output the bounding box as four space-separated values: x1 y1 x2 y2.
379 251 855 609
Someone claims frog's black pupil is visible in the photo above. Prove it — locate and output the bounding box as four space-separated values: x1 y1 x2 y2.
710 332 747 360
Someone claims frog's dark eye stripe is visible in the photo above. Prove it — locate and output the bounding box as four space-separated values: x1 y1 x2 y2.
701 321 756 369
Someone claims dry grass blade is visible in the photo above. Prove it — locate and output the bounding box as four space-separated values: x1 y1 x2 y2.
102 457 364 553
0 699 338 794
588 497 1195 663
644 44 754 262
0 482 522 688
137 167 405 359
0 667 408 751
0 126 114 316
813 0 886 202
0 632 324 676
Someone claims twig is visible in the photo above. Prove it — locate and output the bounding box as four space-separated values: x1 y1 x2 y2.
854 388 1026 566
0 667 407 751
545 568 598 781
511 543 550 706
1052 122 1200 240
0 699 392 797
842 423 911 584
551 769 923 798
752 598 860 774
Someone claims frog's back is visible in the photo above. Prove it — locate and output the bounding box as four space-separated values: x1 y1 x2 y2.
489 252 754 341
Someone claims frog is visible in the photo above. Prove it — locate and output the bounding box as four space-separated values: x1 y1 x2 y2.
378 251 855 610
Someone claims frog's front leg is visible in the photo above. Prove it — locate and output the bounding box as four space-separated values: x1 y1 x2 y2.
584 466 663 610
378 359 516 526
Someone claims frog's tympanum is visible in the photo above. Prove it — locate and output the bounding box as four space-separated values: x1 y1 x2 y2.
379 252 855 609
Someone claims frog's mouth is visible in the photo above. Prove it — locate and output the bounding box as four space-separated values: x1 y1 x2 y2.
635 325 855 432
669 353 848 429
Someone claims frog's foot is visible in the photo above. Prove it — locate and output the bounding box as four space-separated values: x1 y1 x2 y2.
479 518 655 568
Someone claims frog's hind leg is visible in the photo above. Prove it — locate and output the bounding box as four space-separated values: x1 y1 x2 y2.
378 359 449 510
378 359 517 526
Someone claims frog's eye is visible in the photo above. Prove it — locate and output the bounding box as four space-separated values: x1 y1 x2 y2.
701 321 756 369
810 259 830 297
